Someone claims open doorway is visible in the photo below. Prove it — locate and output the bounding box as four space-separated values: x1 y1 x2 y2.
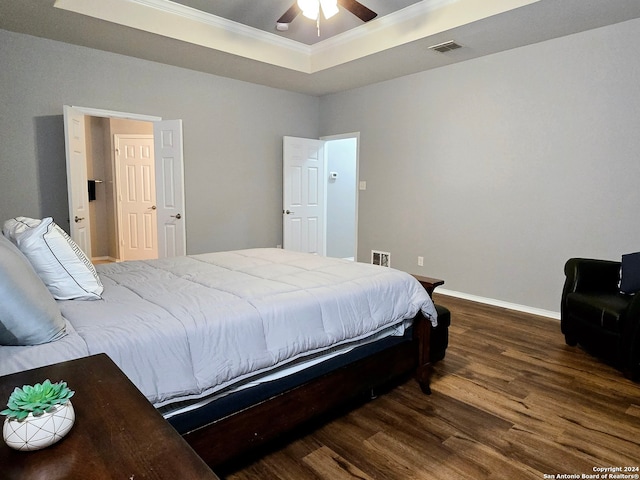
325 136 358 260
282 133 359 259
64 106 186 263
86 117 156 262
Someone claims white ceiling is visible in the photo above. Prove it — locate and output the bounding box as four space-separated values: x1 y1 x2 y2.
2 0 640 96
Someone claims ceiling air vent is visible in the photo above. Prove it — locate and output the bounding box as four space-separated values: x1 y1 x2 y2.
429 40 463 53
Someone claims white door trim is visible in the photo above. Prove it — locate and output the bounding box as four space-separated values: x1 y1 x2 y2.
69 106 162 122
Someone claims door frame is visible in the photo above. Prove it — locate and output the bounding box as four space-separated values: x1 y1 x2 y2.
321 132 360 261
282 133 360 259
63 105 185 259
69 106 162 123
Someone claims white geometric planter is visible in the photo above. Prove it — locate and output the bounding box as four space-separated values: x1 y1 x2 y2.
3 401 75 451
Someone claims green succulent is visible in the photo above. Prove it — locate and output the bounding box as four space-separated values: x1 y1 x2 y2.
1 379 74 421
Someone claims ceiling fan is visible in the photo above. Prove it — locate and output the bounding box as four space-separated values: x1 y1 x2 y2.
276 0 377 31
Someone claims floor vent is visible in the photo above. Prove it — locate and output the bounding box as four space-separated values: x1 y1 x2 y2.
428 40 463 53
371 250 391 267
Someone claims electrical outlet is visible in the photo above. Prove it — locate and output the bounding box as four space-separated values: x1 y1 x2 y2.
417 256 424 267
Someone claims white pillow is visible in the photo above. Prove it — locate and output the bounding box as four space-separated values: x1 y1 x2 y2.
3 217 103 300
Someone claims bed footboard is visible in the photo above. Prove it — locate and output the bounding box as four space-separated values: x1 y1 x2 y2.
182 321 429 469
414 312 433 394
180 275 440 469
411 274 444 394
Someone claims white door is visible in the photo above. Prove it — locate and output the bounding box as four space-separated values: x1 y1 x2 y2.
283 136 325 254
115 134 158 261
63 106 92 258
154 120 186 257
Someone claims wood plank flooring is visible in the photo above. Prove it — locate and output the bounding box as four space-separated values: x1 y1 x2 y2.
223 294 640 479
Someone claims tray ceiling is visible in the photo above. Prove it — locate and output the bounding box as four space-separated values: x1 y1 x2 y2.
1 0 640 96
171 0 421 45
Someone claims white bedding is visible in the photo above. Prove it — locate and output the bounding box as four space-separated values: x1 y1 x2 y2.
0 249 436 408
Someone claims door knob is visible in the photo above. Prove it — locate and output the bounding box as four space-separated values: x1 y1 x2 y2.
170 213 182 219
74 216 84 223
150 205 157 210
284 210 295 215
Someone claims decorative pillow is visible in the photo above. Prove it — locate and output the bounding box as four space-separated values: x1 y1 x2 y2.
620 251 640 295
3 217 103 300
0 234 66 345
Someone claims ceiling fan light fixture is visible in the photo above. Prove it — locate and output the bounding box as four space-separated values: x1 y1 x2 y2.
319 0 339 19
298 0 319 20
297 0 338 21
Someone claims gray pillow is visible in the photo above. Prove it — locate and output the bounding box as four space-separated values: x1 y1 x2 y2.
0 234 66 345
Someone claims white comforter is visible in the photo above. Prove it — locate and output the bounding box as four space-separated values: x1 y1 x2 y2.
1 249 436 407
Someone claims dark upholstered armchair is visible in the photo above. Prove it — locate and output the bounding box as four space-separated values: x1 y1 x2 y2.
561 258 640 380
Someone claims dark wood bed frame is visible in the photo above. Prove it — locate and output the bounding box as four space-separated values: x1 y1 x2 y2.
181 276 442 469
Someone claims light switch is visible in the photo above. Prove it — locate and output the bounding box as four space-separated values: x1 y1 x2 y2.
359 181 367 191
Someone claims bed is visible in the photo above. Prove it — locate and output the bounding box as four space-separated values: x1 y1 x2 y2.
0 217 437 468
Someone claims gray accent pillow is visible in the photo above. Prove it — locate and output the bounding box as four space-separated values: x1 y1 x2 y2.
0 234 66 345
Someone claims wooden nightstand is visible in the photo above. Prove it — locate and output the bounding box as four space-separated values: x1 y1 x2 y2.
0 354 219 480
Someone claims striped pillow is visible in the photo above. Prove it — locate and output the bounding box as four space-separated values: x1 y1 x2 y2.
3 217 103 300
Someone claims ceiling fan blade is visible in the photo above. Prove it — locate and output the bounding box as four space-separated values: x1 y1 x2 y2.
338 0 377 22
277 3 301 24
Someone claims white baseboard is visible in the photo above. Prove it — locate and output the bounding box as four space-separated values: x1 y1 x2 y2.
434 288 561 320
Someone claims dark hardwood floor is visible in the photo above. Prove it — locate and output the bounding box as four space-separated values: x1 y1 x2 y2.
224 294 640 479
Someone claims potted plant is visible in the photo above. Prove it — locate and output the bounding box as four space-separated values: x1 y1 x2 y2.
2 379 75 451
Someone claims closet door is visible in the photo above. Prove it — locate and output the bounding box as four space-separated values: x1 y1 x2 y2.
154 119 186 258
63 105 92 258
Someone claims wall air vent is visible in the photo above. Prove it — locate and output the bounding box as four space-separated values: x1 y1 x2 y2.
428 40 463 53
371 250 391 267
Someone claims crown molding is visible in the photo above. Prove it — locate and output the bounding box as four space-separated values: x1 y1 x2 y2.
309 0 540 72
130 0 311 54
311 0 457 54
55 0 541 75
55 0 312 72
310 0 458 71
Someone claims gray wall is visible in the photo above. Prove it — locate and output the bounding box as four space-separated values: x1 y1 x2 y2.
319 18 640 313
0 29 319 254
3 18 640 315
